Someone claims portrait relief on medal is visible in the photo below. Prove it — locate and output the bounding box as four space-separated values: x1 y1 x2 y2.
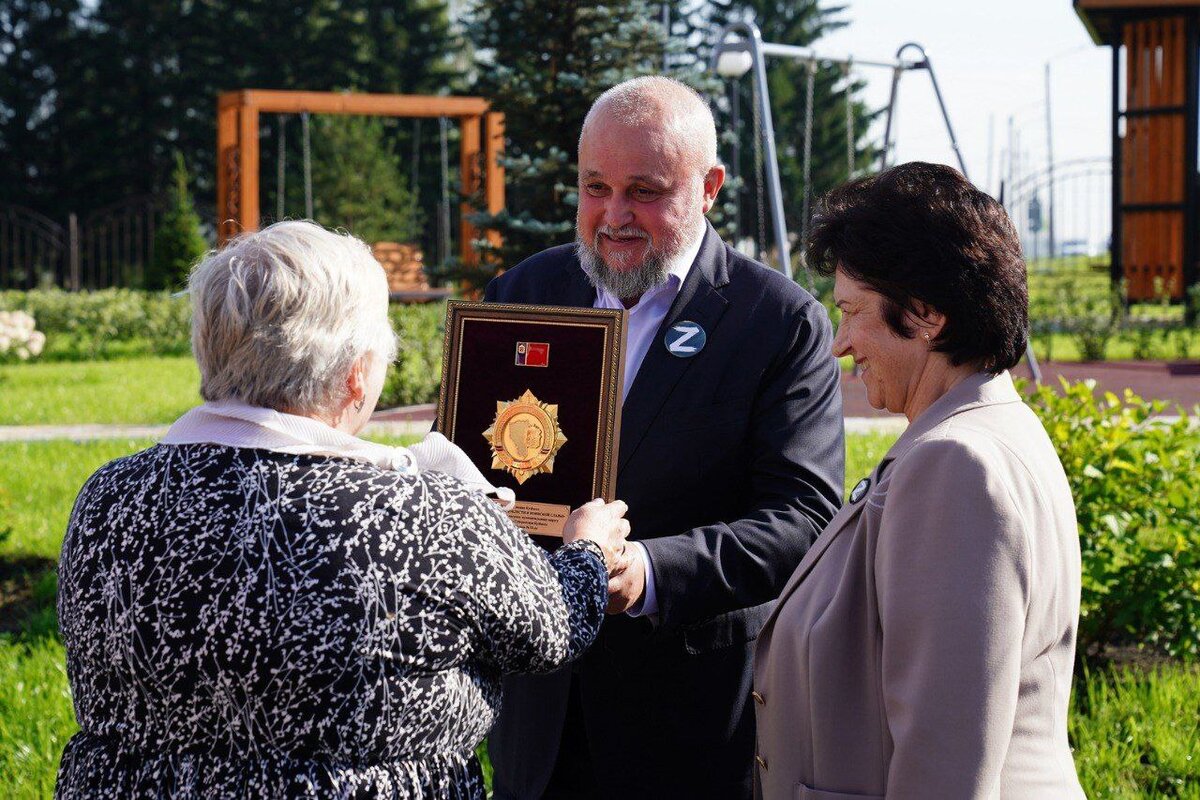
484 389 568 484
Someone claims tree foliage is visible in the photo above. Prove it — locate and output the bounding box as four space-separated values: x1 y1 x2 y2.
450 0 703 285
0 0 458 232
310 116 423 244
149 153 207 291
3 0 874 285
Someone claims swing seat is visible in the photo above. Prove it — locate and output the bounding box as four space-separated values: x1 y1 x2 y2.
372 242 453 304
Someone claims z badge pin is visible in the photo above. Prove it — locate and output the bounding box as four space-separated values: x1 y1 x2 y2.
664 321 706 358
849 477 872 504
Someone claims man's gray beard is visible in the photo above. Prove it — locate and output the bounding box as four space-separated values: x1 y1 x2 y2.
575 236 671 301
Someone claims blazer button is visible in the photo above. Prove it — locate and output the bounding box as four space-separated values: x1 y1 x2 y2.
752 690 765 706
756 754 768 771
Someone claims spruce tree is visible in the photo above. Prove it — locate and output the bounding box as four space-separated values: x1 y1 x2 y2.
149 153 207 290
309 115 423 245
0 0 86 216
8 0 461 226
453 0 696 286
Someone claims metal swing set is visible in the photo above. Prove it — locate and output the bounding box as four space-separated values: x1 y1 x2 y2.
711 21 1041 382
710 20 967 284
271 112 456 269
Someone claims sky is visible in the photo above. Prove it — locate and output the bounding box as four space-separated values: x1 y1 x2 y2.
814 0 1111 197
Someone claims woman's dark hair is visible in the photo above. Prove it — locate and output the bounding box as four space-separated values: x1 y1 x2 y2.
806 162 1028 373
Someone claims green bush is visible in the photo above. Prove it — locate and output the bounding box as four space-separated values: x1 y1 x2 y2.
0 290 191 361
379 302 446 408
1024 379 1200 659
1058 280 1125 362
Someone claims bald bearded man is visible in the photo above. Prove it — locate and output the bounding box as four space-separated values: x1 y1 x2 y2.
484 77 845 799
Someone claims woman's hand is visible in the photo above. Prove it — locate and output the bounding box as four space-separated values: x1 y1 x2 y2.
563 498 631 575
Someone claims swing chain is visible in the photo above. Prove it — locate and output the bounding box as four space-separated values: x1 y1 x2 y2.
276 117 286 221
301 111 313 220
799 60 817 270
842 60 855 180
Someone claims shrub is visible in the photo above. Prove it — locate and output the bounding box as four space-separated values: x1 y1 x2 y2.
379 302 446 408
1024 379 1200 659
1172 326 1196 360
149 153 208 291
1058 280 1125 362
0 289 191 361
0 311 46 363
1126 322 1157 360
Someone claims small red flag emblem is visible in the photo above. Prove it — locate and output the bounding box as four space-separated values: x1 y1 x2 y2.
515 341 549 367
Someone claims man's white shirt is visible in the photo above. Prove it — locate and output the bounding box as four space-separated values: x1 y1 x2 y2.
590 225 705 618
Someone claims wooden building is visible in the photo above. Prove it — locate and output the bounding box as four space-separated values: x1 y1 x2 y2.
1076 0 1200 301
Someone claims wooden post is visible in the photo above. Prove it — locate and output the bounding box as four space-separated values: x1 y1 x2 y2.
68 213 80 291
216 97 240 244
484 112 506 253
238 104 260 241
459 114 482 266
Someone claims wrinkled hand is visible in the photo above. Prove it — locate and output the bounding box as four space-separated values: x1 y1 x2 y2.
606 544 645 615
562 498 630 574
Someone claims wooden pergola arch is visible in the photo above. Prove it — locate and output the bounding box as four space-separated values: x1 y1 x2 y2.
216 90 504 265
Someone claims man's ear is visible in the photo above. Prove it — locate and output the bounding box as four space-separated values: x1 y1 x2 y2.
701 165 726 213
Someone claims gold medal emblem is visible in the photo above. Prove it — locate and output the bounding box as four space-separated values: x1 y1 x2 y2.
483 389 568 484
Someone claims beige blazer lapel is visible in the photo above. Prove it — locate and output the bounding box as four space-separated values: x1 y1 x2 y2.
761 372 1024 641
760 469 873 638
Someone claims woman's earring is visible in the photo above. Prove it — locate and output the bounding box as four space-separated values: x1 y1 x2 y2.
353 396 365 413
922 332 931 342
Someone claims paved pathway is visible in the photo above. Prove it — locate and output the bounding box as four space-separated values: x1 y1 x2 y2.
6 361 1196 443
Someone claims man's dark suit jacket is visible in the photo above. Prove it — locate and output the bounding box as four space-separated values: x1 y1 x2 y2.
485 222 845 799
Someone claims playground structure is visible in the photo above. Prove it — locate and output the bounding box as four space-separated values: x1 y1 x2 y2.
1076 0 1200 304
710 21 967 284
215 91 505 270
710 21 1041 380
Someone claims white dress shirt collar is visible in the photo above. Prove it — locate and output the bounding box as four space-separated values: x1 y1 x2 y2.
589 220 707 622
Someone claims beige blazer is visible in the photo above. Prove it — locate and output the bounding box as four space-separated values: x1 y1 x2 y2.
753 371 1085 800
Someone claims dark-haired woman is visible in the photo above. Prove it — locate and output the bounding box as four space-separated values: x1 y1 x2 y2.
753 163 1084 799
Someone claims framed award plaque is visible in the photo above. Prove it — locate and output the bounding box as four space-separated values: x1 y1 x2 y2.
436 301 626 540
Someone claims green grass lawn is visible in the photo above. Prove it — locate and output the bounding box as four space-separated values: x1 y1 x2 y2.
2 434 1198 797
0 304 1197 433
0 357 200 426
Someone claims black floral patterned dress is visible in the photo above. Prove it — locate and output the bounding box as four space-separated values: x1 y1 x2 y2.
55 444 606 799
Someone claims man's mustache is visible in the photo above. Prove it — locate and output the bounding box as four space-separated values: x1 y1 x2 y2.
595 225 651 244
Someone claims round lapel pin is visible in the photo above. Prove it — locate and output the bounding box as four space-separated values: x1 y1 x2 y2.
664 320 706 358
849 477 871 504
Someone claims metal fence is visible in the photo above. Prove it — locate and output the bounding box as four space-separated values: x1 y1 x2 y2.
1005 157 1112 265
0 205 68 290
0 196 185 290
